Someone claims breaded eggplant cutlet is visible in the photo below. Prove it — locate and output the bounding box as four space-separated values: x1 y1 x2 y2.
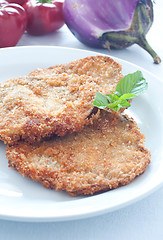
29 55 123 86
0 56 123 144
6 110 151 196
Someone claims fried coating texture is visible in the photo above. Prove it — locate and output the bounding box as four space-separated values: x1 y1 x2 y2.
0 56 122 144
6 110 151 196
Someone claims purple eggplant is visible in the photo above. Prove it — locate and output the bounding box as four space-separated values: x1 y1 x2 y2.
63 0 161 64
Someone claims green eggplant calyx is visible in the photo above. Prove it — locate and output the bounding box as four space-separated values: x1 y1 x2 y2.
102 41 111 51
99 0 161 64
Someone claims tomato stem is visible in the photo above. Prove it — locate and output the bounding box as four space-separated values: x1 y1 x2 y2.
38 0 53 3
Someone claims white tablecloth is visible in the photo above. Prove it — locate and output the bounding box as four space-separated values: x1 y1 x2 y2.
0 1 163 239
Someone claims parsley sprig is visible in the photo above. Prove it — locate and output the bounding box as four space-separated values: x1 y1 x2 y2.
93 71 148 112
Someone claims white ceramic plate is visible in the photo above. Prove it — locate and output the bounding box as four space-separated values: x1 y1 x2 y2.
0 46 163 222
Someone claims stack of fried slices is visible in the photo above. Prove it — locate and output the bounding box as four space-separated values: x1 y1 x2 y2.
0 56 151 196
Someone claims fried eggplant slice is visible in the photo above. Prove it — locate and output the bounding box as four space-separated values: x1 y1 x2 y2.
0 56 122 144
6 110 151 196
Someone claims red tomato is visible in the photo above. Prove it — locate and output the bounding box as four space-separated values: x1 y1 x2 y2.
7 0 28 5
23 0 65 35
0 1 27 47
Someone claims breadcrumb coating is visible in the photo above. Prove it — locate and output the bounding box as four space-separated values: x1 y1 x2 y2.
0 56 122 144
6 110 151 196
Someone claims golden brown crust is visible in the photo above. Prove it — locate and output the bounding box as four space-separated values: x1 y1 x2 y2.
0 56 122 144
6 110 151 196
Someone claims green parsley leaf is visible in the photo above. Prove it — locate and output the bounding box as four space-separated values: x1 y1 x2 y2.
93 71 148 112
93 92 109 109
115 70 148 96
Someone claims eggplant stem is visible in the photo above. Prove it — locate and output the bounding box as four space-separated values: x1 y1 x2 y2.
136 35 161 64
